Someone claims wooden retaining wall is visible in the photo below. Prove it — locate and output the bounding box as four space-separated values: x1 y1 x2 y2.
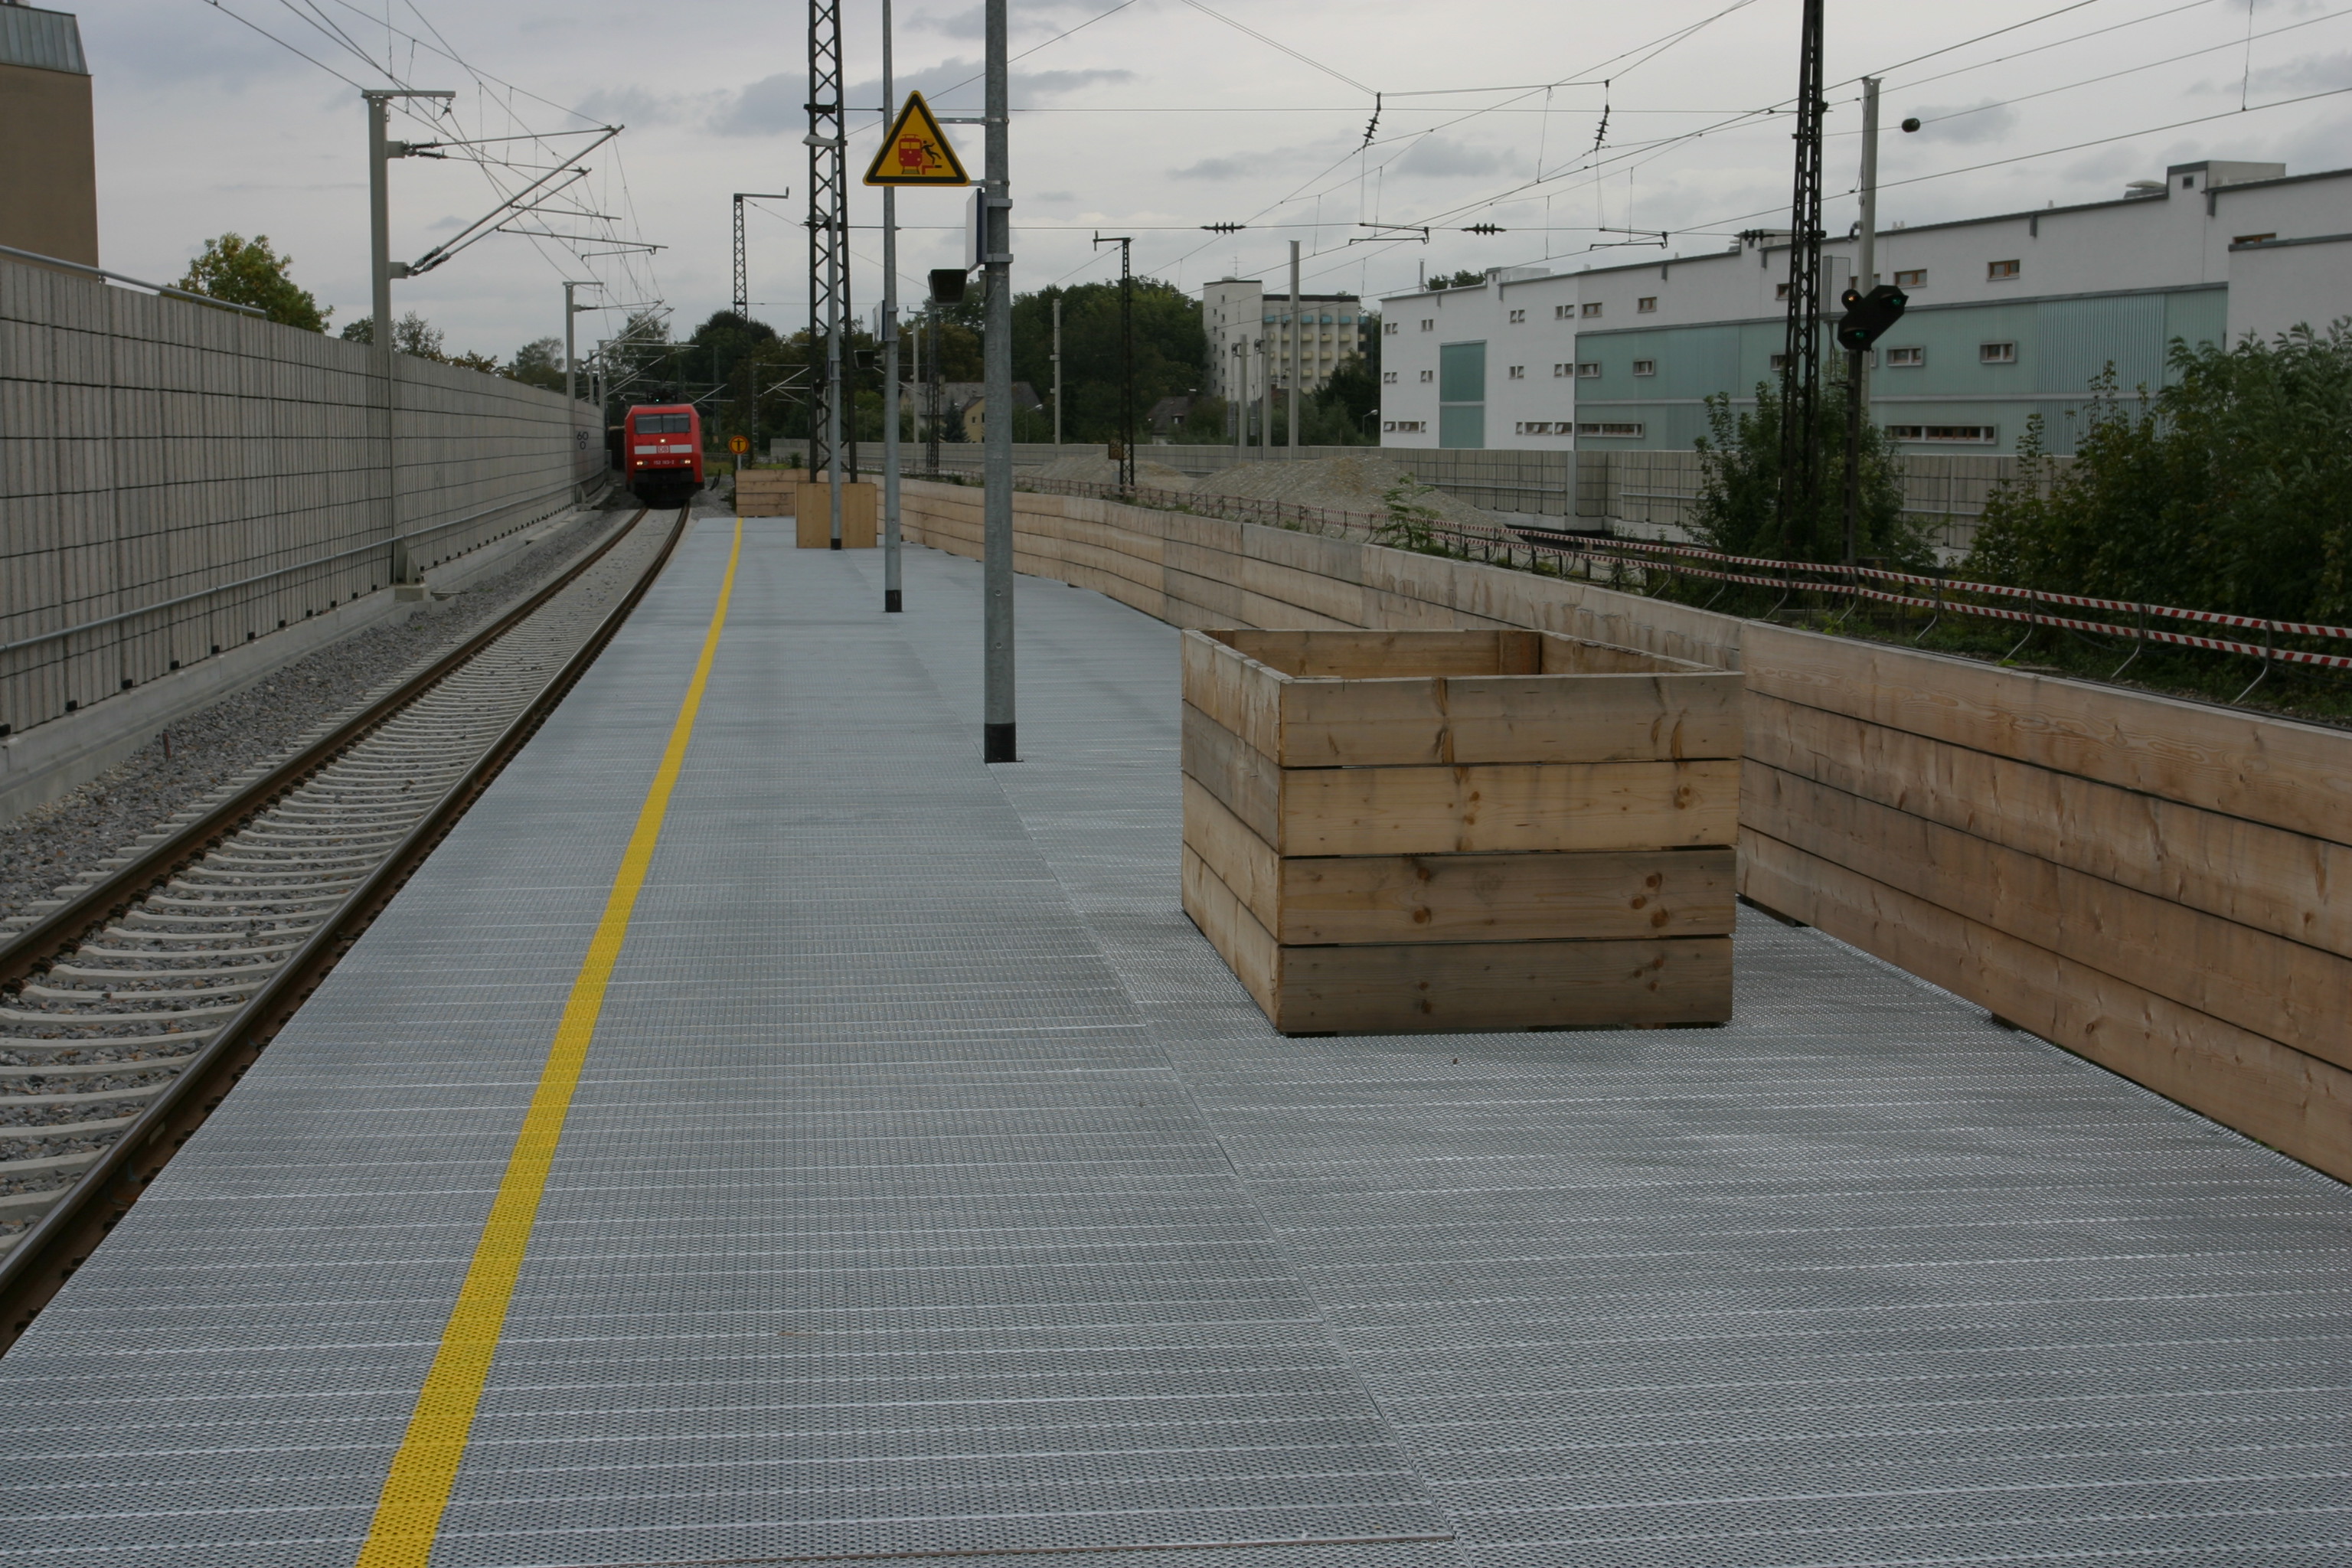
899 479 2352 1184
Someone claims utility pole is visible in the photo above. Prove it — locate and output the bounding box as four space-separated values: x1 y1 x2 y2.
807 0 850 505
563 280 602 496
880 0 903 610
927 308 943 477
981 0 1015 763
1093 234 1134 492
1775 0 1828 561
732 193 790 318
1845 75 1880 567
364 88 452 585
1288 240 1302 459
1050 295 1062 446
1232 339 1246 456
1257 336 1270 459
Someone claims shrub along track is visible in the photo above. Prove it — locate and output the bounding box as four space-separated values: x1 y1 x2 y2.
0 505 690 1349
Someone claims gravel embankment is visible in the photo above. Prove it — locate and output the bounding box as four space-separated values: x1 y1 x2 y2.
0 490 645 926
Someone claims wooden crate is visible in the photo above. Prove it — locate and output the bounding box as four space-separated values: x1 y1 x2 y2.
734 469 799 517
794 480 877 547
1180 628 1741 1033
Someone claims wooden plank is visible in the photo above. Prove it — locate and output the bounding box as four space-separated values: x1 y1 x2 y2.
1181 632 1282 760
1278 676 1447 766
1218 629 1505 678
1236 551 1372 627
1181 845 1280 1021
1746 761 2352 1073
1277 936 1733 1033
1740 826 2352 1186
1182 776 1282 936
1282 844 1736 946
1180 702 1283 845
1743 622 2352 844
1442 671 1744 766
1746 689 2352 961
1282 757 1740 857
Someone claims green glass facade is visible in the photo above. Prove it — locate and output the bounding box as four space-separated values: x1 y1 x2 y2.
1439 340 1486 449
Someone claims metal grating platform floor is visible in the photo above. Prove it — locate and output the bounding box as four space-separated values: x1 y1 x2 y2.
2 515 2347 1567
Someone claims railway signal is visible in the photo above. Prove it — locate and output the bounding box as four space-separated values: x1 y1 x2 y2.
1835 283 1908 352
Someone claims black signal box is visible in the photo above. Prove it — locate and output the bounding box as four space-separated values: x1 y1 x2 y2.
1836 283 1908 351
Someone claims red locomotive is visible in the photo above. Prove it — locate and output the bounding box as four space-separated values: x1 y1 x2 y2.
622 403 704 505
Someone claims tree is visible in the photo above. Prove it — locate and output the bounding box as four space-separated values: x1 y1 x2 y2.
506 336 566 391
339 311 446 359
1002 279 1207 446
1690 368 1924 567
1426 270 1487 291
1966 322 2352 622
176 234 329 331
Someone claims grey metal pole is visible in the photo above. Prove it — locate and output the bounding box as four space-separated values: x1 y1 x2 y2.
1233 340 1245 456
1258 337 1270 459
981 0 1014 763
1051 295 1062 446
1288 241 1301 459
880 0 903 609
1856 74 1880 434
827 194 844 550
367 94 400 583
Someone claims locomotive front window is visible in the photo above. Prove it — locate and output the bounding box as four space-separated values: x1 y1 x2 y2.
635 413 691 433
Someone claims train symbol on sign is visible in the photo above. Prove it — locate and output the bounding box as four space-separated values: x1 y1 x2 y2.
863 92 970 187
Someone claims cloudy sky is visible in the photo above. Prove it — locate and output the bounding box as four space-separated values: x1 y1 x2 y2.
80 0 2352 360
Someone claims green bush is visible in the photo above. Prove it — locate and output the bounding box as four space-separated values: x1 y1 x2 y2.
1690 369 1925 567
1965 322 2352 622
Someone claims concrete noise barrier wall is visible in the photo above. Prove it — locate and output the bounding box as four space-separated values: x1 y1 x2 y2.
0 256 604 743
900 477 2352 1184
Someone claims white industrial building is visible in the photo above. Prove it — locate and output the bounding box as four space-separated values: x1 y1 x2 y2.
1377 159 2352 456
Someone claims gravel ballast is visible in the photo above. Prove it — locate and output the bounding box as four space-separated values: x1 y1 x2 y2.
0 490 647 928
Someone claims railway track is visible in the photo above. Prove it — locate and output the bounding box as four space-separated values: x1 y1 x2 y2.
0 503 690 1348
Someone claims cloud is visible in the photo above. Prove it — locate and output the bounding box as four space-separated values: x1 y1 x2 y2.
573 86 704 127
2246 50 2352 94
1168 152 1259 181
912 2 1113 41
1904 100 2019 147
710 56 1132 135
1389 138 1505 178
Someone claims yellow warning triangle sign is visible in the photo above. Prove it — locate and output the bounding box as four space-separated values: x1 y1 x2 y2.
863 92 972 187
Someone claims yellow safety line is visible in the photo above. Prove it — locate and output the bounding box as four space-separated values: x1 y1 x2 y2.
356 517 742 1568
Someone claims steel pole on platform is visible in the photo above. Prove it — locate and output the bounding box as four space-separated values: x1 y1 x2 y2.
363 89 449 584
981 0 1015 762
1845 74 1881 567
880 0 903 609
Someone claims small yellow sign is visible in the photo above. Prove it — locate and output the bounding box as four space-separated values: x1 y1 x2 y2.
727 434 750 455
863 91 971 187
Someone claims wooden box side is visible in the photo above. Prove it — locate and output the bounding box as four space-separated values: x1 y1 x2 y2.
1181 843 1282 1024
1279 669 1743 768
1278 936 1733 1033
1280 757 1740 857
1181 701 1284 848
1181 630 1283 760
1281 844 1736 946
795 482 878 547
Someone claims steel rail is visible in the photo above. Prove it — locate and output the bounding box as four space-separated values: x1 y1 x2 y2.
0 505 690 1350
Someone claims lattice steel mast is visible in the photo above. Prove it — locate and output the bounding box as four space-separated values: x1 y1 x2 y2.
806 0 851 482
1775 0 1828 557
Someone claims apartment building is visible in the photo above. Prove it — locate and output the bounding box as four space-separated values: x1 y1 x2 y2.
0 3 99 268
1200 276 1370 403
1379 158 2352 456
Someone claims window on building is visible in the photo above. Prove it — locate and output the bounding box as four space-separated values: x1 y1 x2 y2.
1381 371 1399 384
1883 424 1997 443
1769 353 1788 370
1507 365 1525 379
1980 341 2017 364
1893 268 1926 288
1516 421 1571 435
1632 359 1656 377
1885 346 1924 367
1638 296 1658 313
1383 321 1400 335
1555 304 1573 319
1420 318 1435 331
1383 420 1426 433
1576 361 1601 378
1580 302 1602 318
1553 363 1570 377
1508 308 1526 323
1775 283 1791 300
1576 421 1645 437
2233 232 2277 245
1419 369 1435 382
1987 259 2020 280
